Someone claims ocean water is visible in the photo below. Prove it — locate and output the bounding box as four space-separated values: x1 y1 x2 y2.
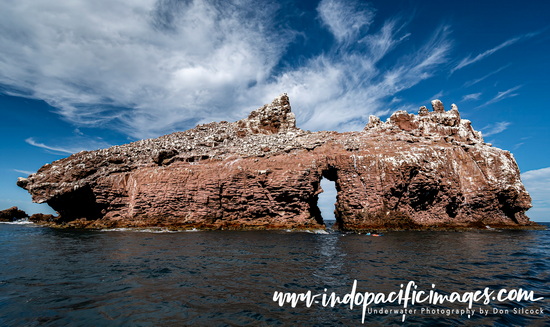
0 222 548 326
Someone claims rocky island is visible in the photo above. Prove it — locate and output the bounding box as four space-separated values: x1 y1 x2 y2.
17 94 536 230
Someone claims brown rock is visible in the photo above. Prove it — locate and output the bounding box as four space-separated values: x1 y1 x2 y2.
431 99 445 113
17 94 535 230
0 206 28 221
389 111 418 131
418 106 429 116
236 93 297 135
29 213 59 223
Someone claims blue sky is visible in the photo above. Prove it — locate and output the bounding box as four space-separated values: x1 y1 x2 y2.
1 0 549 221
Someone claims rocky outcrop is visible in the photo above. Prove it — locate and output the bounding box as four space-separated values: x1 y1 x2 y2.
29 213 59 223
0 207 28 221
17 94 536 230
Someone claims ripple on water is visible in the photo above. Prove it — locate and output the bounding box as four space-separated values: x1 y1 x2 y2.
0 224 548 326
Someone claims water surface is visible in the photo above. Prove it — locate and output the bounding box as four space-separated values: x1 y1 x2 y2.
0 222 548 326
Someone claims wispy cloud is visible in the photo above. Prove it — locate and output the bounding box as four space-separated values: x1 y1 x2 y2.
513 142 524 150
477 85 522 108
461 92 482 101
430 90 444 100
0 0 288 138
261 22 452 132
522 167 550 221
463 64 510 87
514 136 531 149
481 121 511 137
420 90 444 107
25 137 111 154
522 167 550 181
452 31 540 74
13 169 34 175
25 138 75 154
0 0 452 138
317 0 375 44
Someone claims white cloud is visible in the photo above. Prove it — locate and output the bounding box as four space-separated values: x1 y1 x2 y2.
259 22 451 132
13 169 34 176
522 167 550 182
452 37 520 73
480 121 511 137
426 90 444 102
513 142 524 150
451 31 539 74
463 64 510 87
317 0 375 44
461 92 481 101
0 0 287 138
25 137 111 154
25 138 74 154
522 167 550 222
478 85 521 108
0 0 452 138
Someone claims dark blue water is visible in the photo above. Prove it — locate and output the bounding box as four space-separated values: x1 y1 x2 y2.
1 222 549 326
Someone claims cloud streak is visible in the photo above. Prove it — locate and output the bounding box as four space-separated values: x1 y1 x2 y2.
451 31 538 73
261 18 451 132
461 93 481 101
317 0 375 44
477 85 522 108
522 167 550 221
25 137 111 154
481 121 511 137
13 169 34 176
0 0 452 138
463 64 510 87
25 138 75 154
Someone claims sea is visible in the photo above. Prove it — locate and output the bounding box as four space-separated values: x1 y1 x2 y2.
0 221 548 326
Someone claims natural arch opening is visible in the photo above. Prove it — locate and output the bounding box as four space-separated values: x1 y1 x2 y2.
318 178 337 224
308 167 339 228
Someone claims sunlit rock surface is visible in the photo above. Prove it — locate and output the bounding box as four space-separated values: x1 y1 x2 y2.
18 95 535 230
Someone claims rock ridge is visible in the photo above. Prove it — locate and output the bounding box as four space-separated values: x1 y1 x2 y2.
17 94 535 230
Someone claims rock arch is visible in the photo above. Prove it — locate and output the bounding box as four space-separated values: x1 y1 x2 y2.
18 95 535 230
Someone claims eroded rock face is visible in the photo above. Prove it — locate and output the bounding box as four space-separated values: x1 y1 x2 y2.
0 206 28 221
18 94 535 230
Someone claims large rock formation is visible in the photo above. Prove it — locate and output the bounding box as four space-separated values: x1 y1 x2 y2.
0 206 28 222
17 95 536 230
